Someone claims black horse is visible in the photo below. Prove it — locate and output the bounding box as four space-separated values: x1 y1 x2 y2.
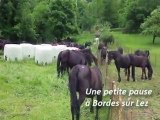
129 54 153 80
107 50 131 82
69 65 103 120
57 49 97 77
98 42 107 50
134 49 150 78
135 49 150 58
117 47 123 54
100 47 123 65
99 46 107 65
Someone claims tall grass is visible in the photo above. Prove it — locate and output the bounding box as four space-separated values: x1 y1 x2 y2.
0 59 109 120
111 32 160 69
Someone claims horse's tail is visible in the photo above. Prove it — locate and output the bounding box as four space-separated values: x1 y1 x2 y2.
57 51 62 77
69 66 79 115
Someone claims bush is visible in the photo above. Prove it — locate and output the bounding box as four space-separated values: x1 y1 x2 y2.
123 20 135 33
100 32 114 45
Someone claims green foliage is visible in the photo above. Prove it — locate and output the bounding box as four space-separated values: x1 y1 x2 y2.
48 0 76 39
76 0 97 31
118 0 160 33
1 0 160 42
0 0 37 42
141 7 160 44
32 1 50 42
97 24 115 44
102 0 119 28
0 0 19 39
122 1 150 33
141 7 160 35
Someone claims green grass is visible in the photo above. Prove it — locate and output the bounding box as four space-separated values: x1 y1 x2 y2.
74 31 160 119
1 31 160 120
0 59 109 120
112 32 160 54
107 32 160 120
111 32 160 69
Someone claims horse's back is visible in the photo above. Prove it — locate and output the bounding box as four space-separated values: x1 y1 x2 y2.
129 54 148 66
69 65 91 92
135 49 150 58
68 50 87 67
116 54 131 67
60 50 70 62
69 65 102 92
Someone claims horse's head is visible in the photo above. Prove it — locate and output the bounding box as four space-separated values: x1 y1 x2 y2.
81 48 95 66
107 51 114 64
101 47 107 59
108 50 121 64
117 47 123 54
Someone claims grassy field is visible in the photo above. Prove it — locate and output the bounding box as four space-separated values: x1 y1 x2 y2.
108 32 160 120
74 31 160 119
0 31 160 120
0 59 109 120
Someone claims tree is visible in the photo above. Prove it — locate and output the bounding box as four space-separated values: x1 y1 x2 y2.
48 0 76 39
0 0 19 40
141 7 160 44
32 1 50 43
0 0 37 42
102 0 119 28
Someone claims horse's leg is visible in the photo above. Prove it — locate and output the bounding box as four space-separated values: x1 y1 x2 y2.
141 68 144 79
61 66 64 77
67 66 70 75
132 66 135 81
95 94 102 120
127 67 130 81
116 66 121 82
57 64 61 78
71 105 75 120
90 97 94 113
77 93 86 120
143 67 147 79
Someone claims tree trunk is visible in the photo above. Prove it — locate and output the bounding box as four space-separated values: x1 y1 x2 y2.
153 34 156 44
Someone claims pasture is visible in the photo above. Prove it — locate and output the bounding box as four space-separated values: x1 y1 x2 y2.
0 59 108 120
0 31 160 120
108 32 160 120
